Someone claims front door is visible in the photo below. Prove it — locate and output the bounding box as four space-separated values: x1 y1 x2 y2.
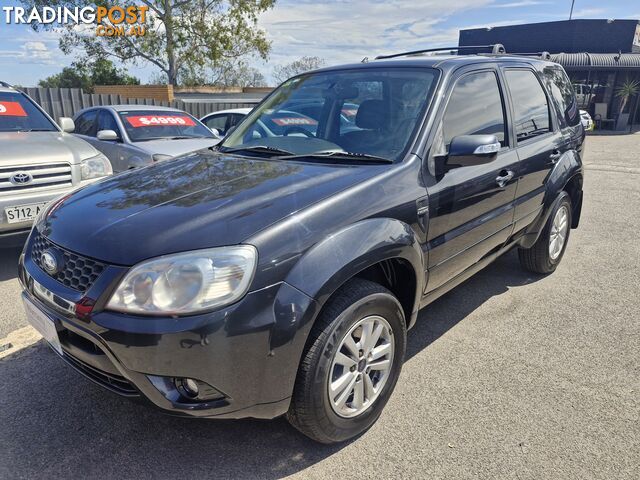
424 68 519 292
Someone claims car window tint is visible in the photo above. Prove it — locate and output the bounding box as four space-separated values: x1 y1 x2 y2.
97 110 119 134
542 66 580 127
204 114 228 133
75 110 98 136
505 70 551 141
442 71 507 148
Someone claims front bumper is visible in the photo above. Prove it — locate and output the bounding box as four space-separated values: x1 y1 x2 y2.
19 233 319 419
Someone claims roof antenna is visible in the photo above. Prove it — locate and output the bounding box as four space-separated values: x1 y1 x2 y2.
361 57 369 63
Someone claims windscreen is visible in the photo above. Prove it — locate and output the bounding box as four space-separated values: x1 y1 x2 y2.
118 110 215 142
0 92 58 132
222 67 439 162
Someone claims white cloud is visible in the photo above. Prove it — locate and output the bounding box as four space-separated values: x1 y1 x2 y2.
490 1 549 8
0 40 55 65
259 0 496 69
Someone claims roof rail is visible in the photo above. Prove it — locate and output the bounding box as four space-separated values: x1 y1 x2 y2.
375 44 505 60
484 51 552 60
0 81 14 88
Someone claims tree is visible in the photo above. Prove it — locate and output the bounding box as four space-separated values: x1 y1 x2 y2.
23 1 275 86
272 56 326 84
181 60 268 87
615 77 640 115
38 58 139 92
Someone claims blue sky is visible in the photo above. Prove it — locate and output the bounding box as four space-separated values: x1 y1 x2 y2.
0 0 638 86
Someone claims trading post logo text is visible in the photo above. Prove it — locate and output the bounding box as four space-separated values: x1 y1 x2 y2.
2 5 148 37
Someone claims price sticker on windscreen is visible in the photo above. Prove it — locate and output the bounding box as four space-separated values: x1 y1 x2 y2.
126 115 196 127
0 102 27 117
271 117 318 126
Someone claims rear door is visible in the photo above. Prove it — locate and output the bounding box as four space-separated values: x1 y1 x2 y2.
503 67 565 233
425 67 519 292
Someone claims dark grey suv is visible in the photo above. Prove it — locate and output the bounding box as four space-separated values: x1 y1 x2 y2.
19 46 584 443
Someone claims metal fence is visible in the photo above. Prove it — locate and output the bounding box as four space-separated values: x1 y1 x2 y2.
20 87 260 121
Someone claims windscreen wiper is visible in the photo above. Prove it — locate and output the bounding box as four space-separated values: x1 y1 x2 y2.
279 150 393 164
221 145 295 157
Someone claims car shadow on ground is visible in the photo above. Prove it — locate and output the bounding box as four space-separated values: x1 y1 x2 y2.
0 250 544 479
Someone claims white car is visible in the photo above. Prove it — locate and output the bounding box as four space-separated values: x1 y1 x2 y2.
0 82 112 245
580 110 594 131
200 108 252 138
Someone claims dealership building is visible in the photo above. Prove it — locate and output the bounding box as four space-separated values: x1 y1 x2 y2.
459 19 640 130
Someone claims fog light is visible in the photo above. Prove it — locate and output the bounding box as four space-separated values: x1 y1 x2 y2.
176 378 200 398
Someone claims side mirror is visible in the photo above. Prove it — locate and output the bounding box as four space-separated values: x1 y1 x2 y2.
447 135 500 169
209 127 222 138
97 129 120 141
58 117 75 133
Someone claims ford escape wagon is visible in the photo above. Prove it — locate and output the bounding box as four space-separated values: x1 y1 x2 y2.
19 46 584 443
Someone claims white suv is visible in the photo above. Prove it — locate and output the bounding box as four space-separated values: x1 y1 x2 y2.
0 83 112 245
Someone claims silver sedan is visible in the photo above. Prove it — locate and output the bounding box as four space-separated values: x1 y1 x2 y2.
73 105 220 172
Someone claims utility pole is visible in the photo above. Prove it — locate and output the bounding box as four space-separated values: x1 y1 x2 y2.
569 0 575 20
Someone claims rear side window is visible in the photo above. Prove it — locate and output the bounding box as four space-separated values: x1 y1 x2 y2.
505 70 550 142
75 110 98 136
442 71 507 148
542 66 580 127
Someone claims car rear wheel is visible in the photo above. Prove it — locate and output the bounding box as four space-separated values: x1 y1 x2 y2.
286 278 406 444
518 192 572 274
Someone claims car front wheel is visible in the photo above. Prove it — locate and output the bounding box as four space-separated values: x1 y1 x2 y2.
287 278 406 443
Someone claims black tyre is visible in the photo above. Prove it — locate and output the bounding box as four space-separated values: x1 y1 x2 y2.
518 192 572 274
287 278 406 444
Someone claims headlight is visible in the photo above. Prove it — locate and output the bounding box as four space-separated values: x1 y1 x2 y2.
81 154 113 180
106 246 258 315
152 153 173 162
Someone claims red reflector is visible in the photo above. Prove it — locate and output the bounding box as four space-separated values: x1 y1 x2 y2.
75 297 95 319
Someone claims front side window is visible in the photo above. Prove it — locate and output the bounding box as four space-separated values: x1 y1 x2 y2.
204 114 229 134
505 70 551 141
0 92 57 132
542 66 580 127
118 110 215 142
221 68 439 162
97 110 120 134
442 71 507 148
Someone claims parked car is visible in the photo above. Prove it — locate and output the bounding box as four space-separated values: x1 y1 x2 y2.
20 50 585 443
201 103 360 139
200 107 252 137
73 105 219 172
0 82 112 246
580 109 594 131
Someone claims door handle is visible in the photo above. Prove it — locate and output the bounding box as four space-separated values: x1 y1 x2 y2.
549 149 562 164
495 170 514 188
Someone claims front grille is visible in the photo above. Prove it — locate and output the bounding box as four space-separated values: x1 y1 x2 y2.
0 163 73 194
31 232 105 292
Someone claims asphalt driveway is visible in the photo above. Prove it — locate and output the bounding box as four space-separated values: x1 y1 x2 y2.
0 134 638 479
